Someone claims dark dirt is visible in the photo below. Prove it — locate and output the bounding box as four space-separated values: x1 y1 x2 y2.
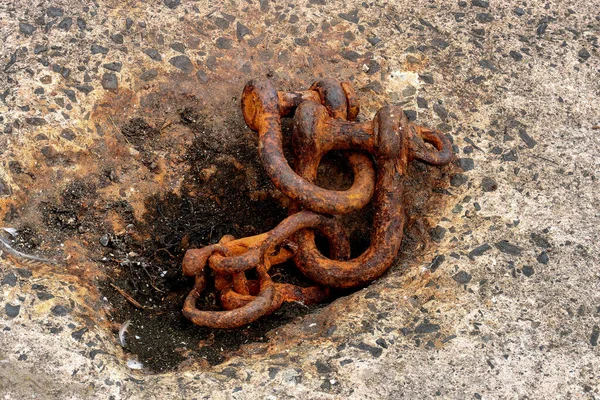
98 112 452 372
42 180 99 232
98 112 386 372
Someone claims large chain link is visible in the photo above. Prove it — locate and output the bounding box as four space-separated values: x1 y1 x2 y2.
181 78 453 328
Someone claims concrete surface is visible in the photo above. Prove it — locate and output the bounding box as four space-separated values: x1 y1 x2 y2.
1 0 599 398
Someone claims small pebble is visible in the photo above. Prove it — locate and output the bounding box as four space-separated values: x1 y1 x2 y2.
472 0 489 8
419 74 434 84
111 34 124 44
433 103 448 119
294 37 309 47
353 342 382 357
91 44 109 55
476 13 494 23
60 129 76 140
502 150 518 162
404 110 416 121
163 0 180 8
25 117 47 126
591 326 599 346
338 9 359 24
47 7 64 17
196 70 209 84
469 243 491 258
140 69 158 81
58 17 72 31
1 273 17 287
453 270 472 284
537 21 548 35
101 73 118 91
236 22 253 40
341 50 361 62
578 48 590 60
459 158 475 171
77 17 87 30
216 37 232 50
481 176 497 192
367 37 381 46
169 55 193 73
522 266 534 277
51 305 70 316
430 226 446 242
518 129 537 148
99 234 111 247
214 17 229 30
495 240 523 256
19 23 36 35
170 42 185 53
531 233 551 249
103 62 122 72
34 45 48 54
144 48 162 61
414 322 441 333
509 50 523 61
450 173 467 187
5 304 20 318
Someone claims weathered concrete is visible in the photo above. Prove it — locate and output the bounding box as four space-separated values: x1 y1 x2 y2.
1 0 599 398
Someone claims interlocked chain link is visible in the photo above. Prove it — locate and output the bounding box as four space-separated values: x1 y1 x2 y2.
181 78 454 329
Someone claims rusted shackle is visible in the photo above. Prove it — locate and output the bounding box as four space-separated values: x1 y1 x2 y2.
241 78 376 215
182 77 454 328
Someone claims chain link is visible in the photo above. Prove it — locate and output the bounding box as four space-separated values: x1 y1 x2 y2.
182 78 453 329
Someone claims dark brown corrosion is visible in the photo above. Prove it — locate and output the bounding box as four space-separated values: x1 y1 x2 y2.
182 78 453 328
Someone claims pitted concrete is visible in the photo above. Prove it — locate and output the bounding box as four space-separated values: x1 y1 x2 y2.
1 0 599 398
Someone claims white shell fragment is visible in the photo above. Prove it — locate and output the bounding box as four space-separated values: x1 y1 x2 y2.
2 227 18 237
118 320 131 347
126 359 143 370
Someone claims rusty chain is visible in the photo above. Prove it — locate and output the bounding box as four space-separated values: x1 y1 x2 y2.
181 78 454 329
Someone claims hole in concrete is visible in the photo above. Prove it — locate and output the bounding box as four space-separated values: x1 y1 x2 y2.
99 114 372 372
1 78 455 374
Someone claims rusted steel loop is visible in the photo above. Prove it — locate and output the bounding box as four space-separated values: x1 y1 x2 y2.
211 210 350 274
406 124 454 165
183 210 350 319
246 79 357 128
182 243 228 277
220 283 329 310
292 100 453 169
292 100 405 157
232 271 251 296
309 78 349 120
182 232 295 278
277 90 322 118
182 265 280 329
273 79 359 121
219 287 269 311
242 78 376 214
292 105 410 288
272 283 330 305
340 81 360 122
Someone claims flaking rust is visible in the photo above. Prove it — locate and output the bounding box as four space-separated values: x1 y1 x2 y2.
182 78 454 329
